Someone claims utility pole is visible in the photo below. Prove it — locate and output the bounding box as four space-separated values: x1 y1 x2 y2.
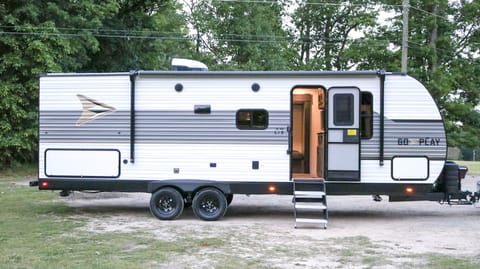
401 0 409 73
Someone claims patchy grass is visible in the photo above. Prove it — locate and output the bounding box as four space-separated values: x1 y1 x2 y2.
455 161 480 175
328 236 480 269
1 171 479 268
331 236 391 268
0 163 37 182
0 183 286 269
424 254 480 269
0 184 203 269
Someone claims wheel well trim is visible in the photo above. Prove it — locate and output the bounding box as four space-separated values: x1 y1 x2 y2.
148 180 231 196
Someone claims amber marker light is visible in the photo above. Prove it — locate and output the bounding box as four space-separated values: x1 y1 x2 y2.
405 187 414 194
268 185 276 193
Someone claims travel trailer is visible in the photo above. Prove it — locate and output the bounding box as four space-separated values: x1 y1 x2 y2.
32 61 479 227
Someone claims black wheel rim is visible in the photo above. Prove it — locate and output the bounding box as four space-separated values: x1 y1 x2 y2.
200 195 219 215
158 195 176 213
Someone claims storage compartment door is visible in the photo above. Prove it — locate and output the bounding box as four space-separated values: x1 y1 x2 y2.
45 149 121 178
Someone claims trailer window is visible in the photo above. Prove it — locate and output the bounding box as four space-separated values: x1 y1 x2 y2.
236 109 268 130
333 94 354 126
361 92 373 139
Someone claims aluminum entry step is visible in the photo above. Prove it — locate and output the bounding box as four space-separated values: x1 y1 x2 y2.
294 203 327 210
294 191 325 198
295 218 328 229
293 180 328 229
295 218 328 224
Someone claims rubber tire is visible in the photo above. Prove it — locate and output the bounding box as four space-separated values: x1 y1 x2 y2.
192 188 228 221
150 187 184 220
444 164 460 193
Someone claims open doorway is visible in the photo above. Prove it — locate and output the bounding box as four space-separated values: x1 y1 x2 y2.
291 87 326 179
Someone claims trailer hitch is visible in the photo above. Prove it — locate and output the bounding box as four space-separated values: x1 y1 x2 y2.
441 190 480 206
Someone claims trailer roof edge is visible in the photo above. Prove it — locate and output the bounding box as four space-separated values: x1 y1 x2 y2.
39 70 402 77
136 70 386 77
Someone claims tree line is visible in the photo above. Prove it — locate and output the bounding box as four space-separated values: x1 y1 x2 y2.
0 0 479 167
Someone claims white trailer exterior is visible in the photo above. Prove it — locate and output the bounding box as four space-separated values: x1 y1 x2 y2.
36 70 474 222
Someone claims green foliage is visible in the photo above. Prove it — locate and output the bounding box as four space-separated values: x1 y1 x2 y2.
291 0 379 70
0 162 37 181
0 1 117 167
408 0 480 148
188 0 293 70
1 0 480 167
364 0 480 148
0 1 190 167
85 0 192 71
454 161 480 175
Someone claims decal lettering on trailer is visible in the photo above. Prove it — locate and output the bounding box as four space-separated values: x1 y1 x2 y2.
274 127 287 135
397 137 441 146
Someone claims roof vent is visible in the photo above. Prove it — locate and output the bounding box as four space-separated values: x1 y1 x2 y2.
171 58 208 71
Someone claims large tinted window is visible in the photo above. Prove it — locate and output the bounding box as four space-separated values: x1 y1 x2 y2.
361 92 373 139
236 109 268 130
333 94 354 126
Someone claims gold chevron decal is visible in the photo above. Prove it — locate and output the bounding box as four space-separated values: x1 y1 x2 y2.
76 94 116 125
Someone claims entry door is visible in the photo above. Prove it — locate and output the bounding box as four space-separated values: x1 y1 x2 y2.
327 87 360 181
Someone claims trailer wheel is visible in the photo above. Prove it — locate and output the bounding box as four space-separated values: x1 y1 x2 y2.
192 188 227 221
444 163 460 193
150 187 184 220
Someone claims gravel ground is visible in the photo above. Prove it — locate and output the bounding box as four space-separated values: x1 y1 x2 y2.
61 175 480 268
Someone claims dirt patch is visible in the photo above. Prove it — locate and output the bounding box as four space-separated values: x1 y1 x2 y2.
60 176 480 268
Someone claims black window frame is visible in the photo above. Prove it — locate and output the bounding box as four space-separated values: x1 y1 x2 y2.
333 93 354 126
360 91 373 139
236 109 269 130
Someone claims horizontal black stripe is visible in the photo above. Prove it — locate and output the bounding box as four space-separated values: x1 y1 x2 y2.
37 178 436 196
42 70 383 78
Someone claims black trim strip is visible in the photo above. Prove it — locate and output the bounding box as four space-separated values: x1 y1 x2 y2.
327 171 360 181
41 70 387 78
37 178 435 196
138 70 382 77
378 70 386 166
326 182 434 195
129 72 137 163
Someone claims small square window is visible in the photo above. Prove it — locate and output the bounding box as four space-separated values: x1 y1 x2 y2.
236 109 268 130
334 94 354 126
